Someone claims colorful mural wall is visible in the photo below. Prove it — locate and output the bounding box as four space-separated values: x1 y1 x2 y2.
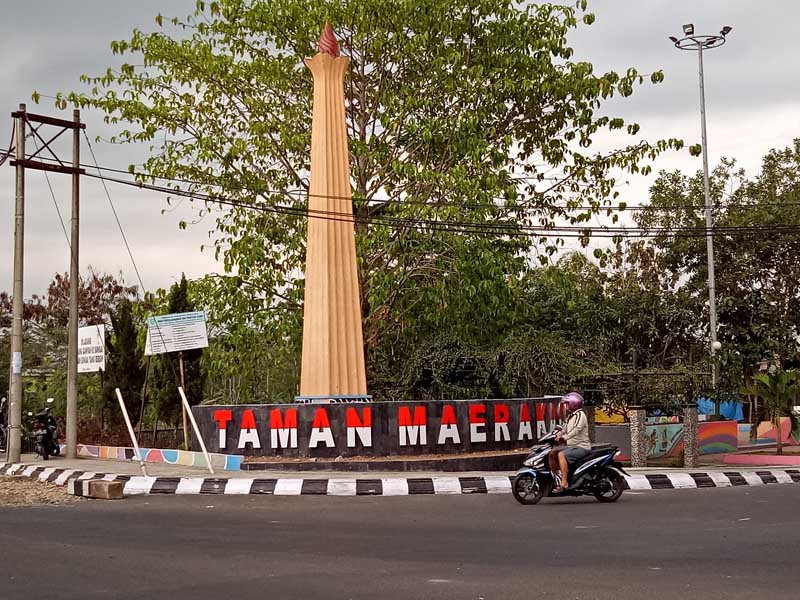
600 420 739 461
697 420 740 455
66 444 243 471
738 417 800 448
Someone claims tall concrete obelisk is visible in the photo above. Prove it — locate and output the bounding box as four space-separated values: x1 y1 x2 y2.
298 23 368 400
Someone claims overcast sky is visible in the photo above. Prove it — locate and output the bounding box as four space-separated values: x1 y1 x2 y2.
1 0 798 296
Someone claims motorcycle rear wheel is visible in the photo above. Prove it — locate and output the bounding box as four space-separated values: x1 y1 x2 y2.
512 473 547 505
594 469 624 503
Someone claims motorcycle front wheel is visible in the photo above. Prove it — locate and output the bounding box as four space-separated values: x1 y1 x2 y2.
594 469 624 503
512 473 547 505
36 444 49 461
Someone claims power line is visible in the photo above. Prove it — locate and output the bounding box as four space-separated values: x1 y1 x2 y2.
81 171 800 241
31 136 71 249
82 131 150 293
82 131 196 445
8 149 800 214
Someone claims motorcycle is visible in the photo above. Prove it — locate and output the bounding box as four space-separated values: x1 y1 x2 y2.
512 427 628 505
30 401 60 460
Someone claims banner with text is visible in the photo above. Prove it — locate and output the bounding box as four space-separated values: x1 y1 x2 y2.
145 311 209 356
191 398 563 458
77 324 105 373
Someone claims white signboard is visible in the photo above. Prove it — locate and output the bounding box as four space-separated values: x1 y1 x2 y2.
145 311 209 356
78 325 106 373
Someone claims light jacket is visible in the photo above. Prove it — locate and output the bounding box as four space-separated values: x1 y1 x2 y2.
561 409 591 450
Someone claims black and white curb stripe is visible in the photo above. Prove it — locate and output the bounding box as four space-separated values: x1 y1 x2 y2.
3 464 800 496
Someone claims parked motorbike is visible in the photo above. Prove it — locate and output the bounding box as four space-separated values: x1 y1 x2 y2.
512 427 628 505
31 401 60 460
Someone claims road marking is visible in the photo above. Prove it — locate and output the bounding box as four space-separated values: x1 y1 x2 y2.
381 478 409 496
175 478 203 494
706 472 733 487
273 479 303 495
772 470 794 484
432 477 462 494
483 476 512 493
54 470 77 485
37 467 56 481
667 473 698 489
741 472 765 486
223 479 254 495
327 479 357 496
123 477 156 494
625 475 653 490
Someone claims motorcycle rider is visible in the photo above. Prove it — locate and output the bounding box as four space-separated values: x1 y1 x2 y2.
548 392 590 493
35 405 59 454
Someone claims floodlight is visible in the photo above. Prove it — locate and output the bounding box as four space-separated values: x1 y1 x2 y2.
682 23 694 35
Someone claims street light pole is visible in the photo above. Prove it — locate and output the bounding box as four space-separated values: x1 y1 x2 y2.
671 24 732 414
697 44 719 394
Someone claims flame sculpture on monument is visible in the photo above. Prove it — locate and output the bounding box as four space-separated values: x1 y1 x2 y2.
297 23 370 404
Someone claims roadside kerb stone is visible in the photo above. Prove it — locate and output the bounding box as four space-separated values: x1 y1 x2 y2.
67 478 124 499
4 462 800 497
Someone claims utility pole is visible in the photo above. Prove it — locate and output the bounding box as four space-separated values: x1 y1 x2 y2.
8 104 26 463
179 352 188 450
66 109 80 458
8 106 86 460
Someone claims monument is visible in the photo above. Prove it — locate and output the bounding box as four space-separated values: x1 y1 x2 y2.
298 23 369 402
190 24 563 460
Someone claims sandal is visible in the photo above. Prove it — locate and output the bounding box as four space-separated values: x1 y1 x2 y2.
552 486 565 494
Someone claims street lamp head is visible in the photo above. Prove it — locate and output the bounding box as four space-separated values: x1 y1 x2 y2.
669 36 679 43
712 341 722 352
683 23 694 35
720 26 732 36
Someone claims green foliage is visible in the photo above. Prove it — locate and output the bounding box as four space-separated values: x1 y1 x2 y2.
1 271 139 429
60 0 681 403
741 370 799 454
102 299 146 425
636 140 800 394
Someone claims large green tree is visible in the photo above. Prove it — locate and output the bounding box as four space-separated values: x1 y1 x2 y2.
102 299 146 426
61 0 682 401
637 141 800 391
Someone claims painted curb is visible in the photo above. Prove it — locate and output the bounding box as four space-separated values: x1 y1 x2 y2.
3 463 800 496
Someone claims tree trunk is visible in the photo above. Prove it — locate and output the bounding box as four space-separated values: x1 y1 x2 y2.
775 417 783 456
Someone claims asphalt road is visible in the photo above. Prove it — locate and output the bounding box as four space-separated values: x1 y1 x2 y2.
0 485 798 600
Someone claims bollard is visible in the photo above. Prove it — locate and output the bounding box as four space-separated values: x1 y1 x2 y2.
683 403 699 469
629 406 648 468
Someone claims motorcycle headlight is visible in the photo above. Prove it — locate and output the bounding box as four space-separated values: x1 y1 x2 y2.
523 457 535 467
